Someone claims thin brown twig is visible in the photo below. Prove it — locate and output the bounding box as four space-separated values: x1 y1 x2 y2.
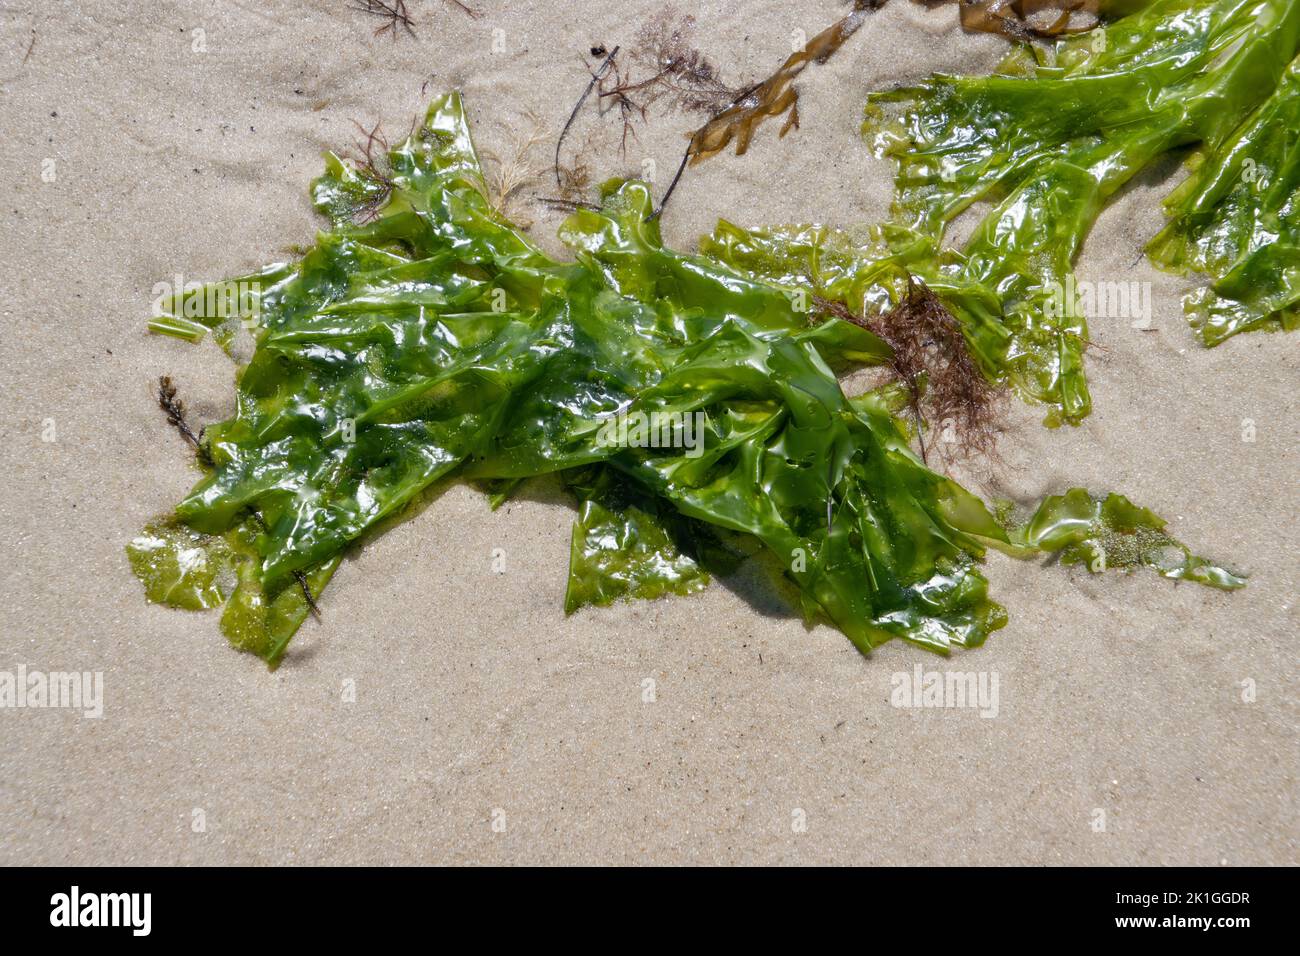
349 0 416 40
294 570 323 620
556 45 620 189
533 195 601 212
248 511 322 621
444 0 482 18
647 144 691 221
22 31 36 64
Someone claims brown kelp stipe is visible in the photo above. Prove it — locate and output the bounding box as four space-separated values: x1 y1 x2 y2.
957 0 1102 41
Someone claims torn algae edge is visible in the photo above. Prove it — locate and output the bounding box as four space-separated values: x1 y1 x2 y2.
131 91 1242 668
863 0 1300 425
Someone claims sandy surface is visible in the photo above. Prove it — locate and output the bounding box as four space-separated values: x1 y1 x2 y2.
0 0 1295 865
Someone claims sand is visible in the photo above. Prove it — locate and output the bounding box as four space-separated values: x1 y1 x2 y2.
0 0 1295 865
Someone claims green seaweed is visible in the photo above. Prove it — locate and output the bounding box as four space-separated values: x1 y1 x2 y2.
1010 489 1246 589
565 500 713 612
1147 52 1300 343
130 92 1241 666
127 519 235 611
864 0 1300 421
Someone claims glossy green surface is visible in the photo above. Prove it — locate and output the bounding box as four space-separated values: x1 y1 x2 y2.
565 500 712 612
127 519 234 611
1012 490 1246 589
1148 52 1300 343
131 93 1240 666
864 0 1300 421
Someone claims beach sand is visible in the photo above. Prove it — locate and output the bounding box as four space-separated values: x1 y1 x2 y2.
0 0 1295 864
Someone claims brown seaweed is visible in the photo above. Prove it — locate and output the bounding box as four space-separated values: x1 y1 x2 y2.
815 276 1002 463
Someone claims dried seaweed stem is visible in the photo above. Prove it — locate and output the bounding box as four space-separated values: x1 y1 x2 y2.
157 376 202 449
349 0 416 40
556 45 620 189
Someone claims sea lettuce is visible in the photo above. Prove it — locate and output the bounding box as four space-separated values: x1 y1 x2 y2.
132 92 1240 666
1009 489 1247 589
864 0 1300 421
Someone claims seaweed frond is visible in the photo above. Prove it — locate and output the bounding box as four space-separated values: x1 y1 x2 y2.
684 1 880 166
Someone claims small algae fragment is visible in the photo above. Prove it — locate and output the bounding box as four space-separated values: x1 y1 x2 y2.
220 551 340 668
126 520 235 611
1012 489 1246 590
565 500 712 613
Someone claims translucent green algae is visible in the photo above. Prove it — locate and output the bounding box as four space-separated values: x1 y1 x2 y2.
128 516 338 661
127 520 233 611
863 0 1300 422
1010 490 1246 590
130 92 1241 667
